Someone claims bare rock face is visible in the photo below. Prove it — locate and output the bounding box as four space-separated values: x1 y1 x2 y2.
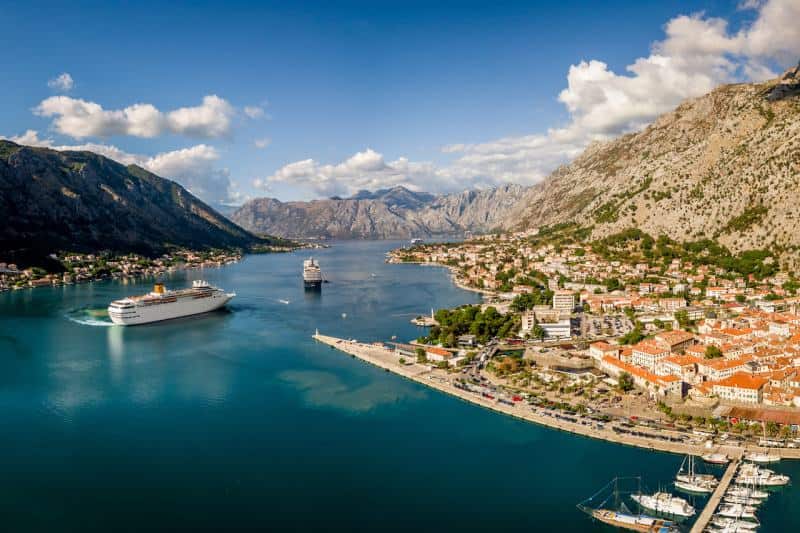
231 184 526 239
0 141 269 266
504 76 800 264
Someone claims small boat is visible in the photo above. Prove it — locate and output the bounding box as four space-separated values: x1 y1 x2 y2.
631 492 695 517
278 299 290 304
675 455 717 493
744 452 780 464
674 479 715 494
702 453 730 465
735 472 790 486
723 495 762 506
342 313 347 319
726 486 768 500
710 516 759 530
716 503 757 520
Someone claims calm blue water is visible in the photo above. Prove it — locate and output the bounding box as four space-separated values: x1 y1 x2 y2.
1 240 798 532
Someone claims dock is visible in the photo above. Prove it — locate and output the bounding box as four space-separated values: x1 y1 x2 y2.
689 455 742 533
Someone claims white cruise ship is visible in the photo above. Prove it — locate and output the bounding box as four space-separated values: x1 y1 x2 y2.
303 258 323 289
631 492 696 517
107 280 235 325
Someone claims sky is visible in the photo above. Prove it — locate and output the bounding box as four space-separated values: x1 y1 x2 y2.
1 0 799 208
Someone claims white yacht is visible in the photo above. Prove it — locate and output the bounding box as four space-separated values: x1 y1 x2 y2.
631 492 695 517
735 470 790 486
702 453 730 465
675 455 717 493
710 516 759 530
716 503 757 520
743 451 780 464
107 281 234 325
726 486 768 500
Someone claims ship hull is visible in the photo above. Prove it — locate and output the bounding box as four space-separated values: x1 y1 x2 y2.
108 292 234 325
304 280 322 290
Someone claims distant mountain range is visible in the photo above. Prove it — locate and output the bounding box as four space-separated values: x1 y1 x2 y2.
0 140 279 267
231 184 525 239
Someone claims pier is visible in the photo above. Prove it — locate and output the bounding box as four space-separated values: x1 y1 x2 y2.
689 455 741 533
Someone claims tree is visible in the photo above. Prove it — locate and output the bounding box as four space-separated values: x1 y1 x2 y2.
735 293 746 303
531 324 546 340
704 345 723 359
674 309 690 328
618 372 634 392
415 347 427 363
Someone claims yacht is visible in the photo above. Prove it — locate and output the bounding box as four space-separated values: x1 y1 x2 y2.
631 492 695 517
589 509 677 532
735 470 790 486
726 486 768 500
674 455 717 493
107 281 234 325
710 516 759 530
716 503 757 520
743 452 780 464
702 453 730 465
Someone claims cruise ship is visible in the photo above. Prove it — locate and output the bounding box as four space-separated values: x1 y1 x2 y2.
303 258 322 289
107 280 235 325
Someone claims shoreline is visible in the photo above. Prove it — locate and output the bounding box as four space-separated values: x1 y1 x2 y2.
313 333 800 460
387 258 497 297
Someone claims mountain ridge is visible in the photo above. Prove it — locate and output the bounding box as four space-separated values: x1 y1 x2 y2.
231 184 526 239
0 140 280 267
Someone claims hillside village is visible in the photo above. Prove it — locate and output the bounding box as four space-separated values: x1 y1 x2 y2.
388 227 800 430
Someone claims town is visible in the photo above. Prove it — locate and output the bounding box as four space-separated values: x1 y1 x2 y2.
381 226 800 445
0 249 245 291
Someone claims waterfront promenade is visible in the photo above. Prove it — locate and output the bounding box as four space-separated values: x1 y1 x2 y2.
313 332 800 459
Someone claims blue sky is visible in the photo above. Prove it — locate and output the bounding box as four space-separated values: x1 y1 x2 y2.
1 0 797 206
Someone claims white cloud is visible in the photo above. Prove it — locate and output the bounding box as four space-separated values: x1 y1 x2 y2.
254 137 271 149
244 105 266 119
47 73 74 92
34 94 236 140
262 0 800 197
1 130 237 206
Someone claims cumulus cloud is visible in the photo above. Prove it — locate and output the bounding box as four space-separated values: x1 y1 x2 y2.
262 0 800 197
33 94 236 140
47 73 74 92
1 130 237 206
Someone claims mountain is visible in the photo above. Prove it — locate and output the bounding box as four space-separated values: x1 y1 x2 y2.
231 184 525 239
506 70 800 263
0 140 276 267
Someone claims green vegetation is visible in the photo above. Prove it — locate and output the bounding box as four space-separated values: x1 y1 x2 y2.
510 289 553 311
618 372 634 392
421 305 519 346
705 345 723 359
722 206 768 234
593 228 778 280
618 321 644 345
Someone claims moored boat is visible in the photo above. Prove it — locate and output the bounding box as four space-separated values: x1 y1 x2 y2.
710 516 759 530
590 509 677 532
716 503 757 520
702 453 730 465
631 492 695 517
744 452 780 464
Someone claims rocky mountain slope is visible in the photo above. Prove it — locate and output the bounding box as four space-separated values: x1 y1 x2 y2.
0 141 273 267
507 70 800 264
232 184 525 239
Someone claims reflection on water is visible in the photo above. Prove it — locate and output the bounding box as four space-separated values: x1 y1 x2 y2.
279 369 426 413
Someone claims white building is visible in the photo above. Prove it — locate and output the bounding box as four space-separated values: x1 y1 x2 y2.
552 290 576 312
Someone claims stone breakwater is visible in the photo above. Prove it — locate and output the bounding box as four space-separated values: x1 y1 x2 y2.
313 333 800 459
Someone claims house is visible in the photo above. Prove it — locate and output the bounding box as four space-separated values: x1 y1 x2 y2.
589 341 621 361
697 357 752 382
457 334 477 347
712 373 767 404
657 354 701 381
630 340 671 371
425 346 454 364
654 330 695 353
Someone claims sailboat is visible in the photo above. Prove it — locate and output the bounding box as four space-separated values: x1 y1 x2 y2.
674 455 717 494
577 477 679 532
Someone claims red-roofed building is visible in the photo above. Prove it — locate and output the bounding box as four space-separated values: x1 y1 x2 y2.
712 373 767 404
631 340 670 371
